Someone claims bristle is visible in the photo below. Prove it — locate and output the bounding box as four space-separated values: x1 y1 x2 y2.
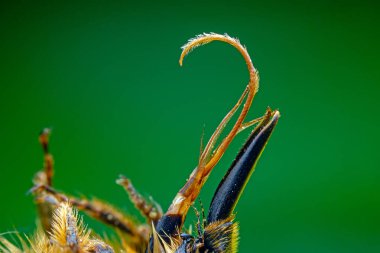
204 217 239 253
1 204 116 253
179 33 246 67
150 225 179 253
50 203 107 252
29 230 51 253
0 232 38 253
0 237 24 253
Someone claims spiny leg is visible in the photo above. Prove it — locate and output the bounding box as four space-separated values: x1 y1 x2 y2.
31 130 150 251
191 206 203 238
117 175 163 223
199 199 206 232
31 185 149 249
237 112 269 134
32 129 149 249
38 128 54 186
33 128 55 232
32 128 54 188
156 33 261 239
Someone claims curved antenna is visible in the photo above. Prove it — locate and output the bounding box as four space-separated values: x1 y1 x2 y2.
155 33 260 238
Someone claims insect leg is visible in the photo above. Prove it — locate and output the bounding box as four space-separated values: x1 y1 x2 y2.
32 128 55 232
38 128 54 186
117 175 163 223
155 33 259 241
31 185 149 248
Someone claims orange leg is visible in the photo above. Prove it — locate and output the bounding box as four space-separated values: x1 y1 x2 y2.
117 175 163 223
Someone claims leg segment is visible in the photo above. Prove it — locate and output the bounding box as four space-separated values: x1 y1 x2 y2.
117 175 163 223
156 33 260 241
33 128 55 232
31 185 149 248
37 128 54 186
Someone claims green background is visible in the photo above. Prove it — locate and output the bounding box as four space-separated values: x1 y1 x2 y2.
0 1 379 252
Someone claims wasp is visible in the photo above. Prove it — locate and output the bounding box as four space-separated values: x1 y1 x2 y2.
0 33 280 253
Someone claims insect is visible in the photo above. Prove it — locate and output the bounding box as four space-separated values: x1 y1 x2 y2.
0 33 280 253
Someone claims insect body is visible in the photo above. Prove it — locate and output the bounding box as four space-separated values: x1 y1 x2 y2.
0 33 280 253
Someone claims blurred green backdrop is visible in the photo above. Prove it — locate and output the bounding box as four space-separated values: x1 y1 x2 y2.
0 0 379 252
